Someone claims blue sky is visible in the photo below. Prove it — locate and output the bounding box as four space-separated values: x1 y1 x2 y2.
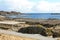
0 0 60 13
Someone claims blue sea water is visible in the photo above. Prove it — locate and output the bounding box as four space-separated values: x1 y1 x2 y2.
8 13 60 19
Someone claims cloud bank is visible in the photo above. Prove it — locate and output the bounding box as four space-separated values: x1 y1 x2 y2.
36 1 60 13
0 0 60 13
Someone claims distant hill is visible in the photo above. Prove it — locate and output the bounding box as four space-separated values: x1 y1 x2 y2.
0 11 21 16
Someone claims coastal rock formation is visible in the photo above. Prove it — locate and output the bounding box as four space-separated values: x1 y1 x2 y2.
0 11 21 16
52 26 60 38
18 27 47 36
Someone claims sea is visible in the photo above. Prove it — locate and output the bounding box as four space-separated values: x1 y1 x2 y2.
7 13 60 19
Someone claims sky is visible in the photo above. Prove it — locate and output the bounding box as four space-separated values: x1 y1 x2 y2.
0 0 60 13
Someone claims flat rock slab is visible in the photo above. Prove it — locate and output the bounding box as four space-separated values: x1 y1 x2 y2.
0 21 24 24
0 29 57 40
0 33 37 40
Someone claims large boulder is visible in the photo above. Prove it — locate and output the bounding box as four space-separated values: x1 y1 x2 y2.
52 32 60 38
18 27 47 36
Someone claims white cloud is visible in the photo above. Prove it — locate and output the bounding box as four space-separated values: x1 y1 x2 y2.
4 0 35 13
36 1 60 13
1 0 60 13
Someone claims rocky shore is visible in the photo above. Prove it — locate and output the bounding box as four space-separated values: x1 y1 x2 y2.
0 11 60 40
